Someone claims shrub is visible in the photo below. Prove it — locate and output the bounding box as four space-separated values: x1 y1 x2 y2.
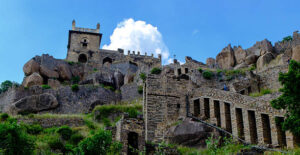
93 68 97 72
47 136 65 151
24 124 43 135
103 85 115 91
67 61 75 65
78 129 113 155
56 126 73 140
128 108 139 118
71 76 80 84
109 141 123 155
102 118 112 127
198 68 203 73
0 113 9 121
41 84 51 89
0 121 35 155
93 104 142 120
70 133 84 145
203 71 213 79
249 64 256 71
138 85 143 94
71 84 79 92
150 67 162 74
282 36 293 42
139 72 146 82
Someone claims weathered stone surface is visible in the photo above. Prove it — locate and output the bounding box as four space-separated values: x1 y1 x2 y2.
114 71 124 89
57 63 72 80
234 46 247 64
257 53 274 71
167 118 219 147
47 79 60 89
40 65 59 79
292 45 300 61
216 44 236 69
23 59 40 76
206 57 216 68
11 93 58 114
121 83 142 101
124 72 135 84
23 72 43 87
18 117 85 128
234 62 248 69
245 55 259 65
247 39 273 56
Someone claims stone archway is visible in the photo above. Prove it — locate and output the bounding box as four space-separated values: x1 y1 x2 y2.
78 54 87 63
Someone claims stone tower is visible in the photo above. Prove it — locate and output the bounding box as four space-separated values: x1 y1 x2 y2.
66 20 102 63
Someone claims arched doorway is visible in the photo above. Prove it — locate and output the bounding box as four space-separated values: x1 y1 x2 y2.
103 57 113 67
128 132 139 155
78 54 87 63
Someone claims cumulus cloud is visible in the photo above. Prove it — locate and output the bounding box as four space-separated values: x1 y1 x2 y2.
102 18 170 64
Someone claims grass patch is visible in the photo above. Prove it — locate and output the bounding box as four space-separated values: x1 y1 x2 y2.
71 84 79 92
249 89 273 97
151 67 162 74
41 84 51 89
138 85 143 94
203 70 214 79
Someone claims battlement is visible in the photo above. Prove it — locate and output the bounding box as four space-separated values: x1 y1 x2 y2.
71 20 100 33
117 48 161 60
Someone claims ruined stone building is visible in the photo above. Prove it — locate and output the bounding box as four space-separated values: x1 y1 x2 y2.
0 21 299 153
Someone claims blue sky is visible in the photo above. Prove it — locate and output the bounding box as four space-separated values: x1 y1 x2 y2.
0 0 299 83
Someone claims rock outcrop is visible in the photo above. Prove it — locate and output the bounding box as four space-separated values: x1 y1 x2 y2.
216 44 236 69
23 72 43 87
256 52 274 71
292 45 300 61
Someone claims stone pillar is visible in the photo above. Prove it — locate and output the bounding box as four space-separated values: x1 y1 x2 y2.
128 50 130 55
72 20 76 30
220 101 226 129
243 109 251 143
286 131 295 148
231 107 238 139
270 116 279 147
256 113 264 145
209 98 217 125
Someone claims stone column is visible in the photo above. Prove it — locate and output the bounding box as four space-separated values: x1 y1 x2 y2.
243 109 251 143
220 101 226 129
270 116 279 147
286 131 295 148
209 98 217 125
256 112 264 145
231 106 238 138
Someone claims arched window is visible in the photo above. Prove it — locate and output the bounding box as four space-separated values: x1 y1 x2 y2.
81 38 89 48
103 57 113 64
78 54 87 63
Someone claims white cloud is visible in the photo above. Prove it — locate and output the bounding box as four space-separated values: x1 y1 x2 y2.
102 18 170 64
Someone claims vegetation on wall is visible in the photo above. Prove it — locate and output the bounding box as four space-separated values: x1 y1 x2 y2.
249 88 272 97
203 70 214 79
139 72 146 82
282 36 293 42
271 60 300 136
138 85 143 94
150 67 162 74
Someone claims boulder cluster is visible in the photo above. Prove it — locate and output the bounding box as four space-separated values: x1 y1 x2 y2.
207 31 300 71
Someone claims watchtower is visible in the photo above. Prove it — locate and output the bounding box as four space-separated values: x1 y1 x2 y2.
66 20 102 63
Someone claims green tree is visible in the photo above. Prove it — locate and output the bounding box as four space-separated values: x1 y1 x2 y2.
0 81 19 94
271 60 300 136
78 129 113 155
0 120 35 155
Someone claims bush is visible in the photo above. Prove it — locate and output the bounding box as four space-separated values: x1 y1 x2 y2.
150 67 162 74
198 68 203 73
47 135 65 151
103 85 115 91
127 108 139 118
71 76 80 84
203 71 214 79
56 126 73 140
138 85 143 94
0 121 35 155
41 84 51 89
102 118 112 127
24 124 43 135
70 133 84 145
139 72 146 82
282 36 293 42
71 84 79 92
249 64 256 71
93 104 142 120
78 129 113 155
0 113 9 121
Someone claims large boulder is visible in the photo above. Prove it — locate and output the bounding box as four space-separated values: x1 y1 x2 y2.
40 65 59 79
257 52 274 71
23 59 40 76
216 44 236 69
57 63 72 80
10 93 58 114
233 46 247 64
245 55 259 65
292 45 300 61
47 79 61 89
23 72 43 87
167 118 220 147
247 39 273 56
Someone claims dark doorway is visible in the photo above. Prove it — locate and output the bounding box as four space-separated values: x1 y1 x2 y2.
224 102 232 133
214 100 221 127
78 54 87 63
103 57 113 64
194 99 200 117
236 108 245 140
185 68 188 74
261 114 272 144
248 110 258 144
275 117 286 147
178 68 181 75
204 98 210 119
128 132 139 155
